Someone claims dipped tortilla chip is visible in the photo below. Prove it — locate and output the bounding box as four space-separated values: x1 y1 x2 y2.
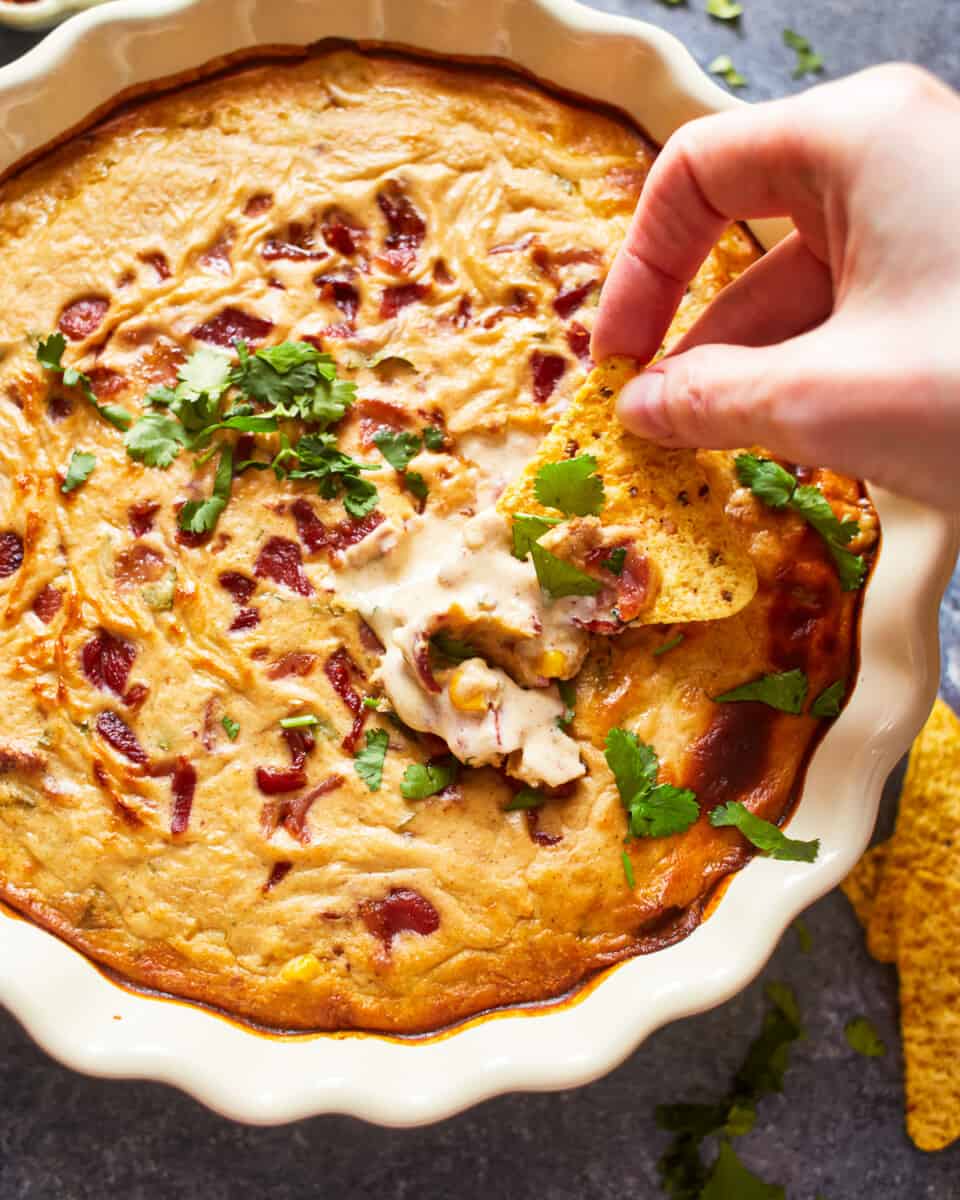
497 357 758 626
867 698 960 964
842 841 889 930
898 870 960 1151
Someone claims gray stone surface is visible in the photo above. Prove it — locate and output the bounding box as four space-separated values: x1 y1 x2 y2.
1 1 959 1196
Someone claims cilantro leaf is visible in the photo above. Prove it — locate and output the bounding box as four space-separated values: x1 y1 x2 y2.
714 669 808 714
36 333 132 431
281 433 380 517
354 727 389 792
125 412 188 468
504 788 544 811
706 0 743 20
701 1141 785 1200
178 346 232 405
511 513 561 560
844 1016 886 1058
629 783 700 839
735 454 795 508
790 485 866 590
534 455 605 516
229 340 355 428
178 443 233 535
221 715 240 741
653 633 685 658
36 332 68 373
61 450 96 494
710 801 819 862
400 758 459 800
423 425 446 451
708 54 747 89
783 27 824 78
343 475 380 518
811 679 846 718
601 547 627 576
529 541 602 598
605 727 659 807
605 728 700 840
430 631 477 664
373 429 422 472
403 470 429 503
794 917 813 953
557 677 576 727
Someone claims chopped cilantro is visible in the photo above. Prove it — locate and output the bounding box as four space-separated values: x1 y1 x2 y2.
403 469 429 503
530 541 602 599
706 0 743 20
791 485 866 590
504 788 544 812
653 633 685 658
423 425 446 451
61 450 96 494
605 728 700 840
700 1141 784 1200
280 432 380 518
844 1016 886 1058
811 679 846 718
794 917 813 953
125 412 188 468
362 696 385 711
221 715 240 741
279 714 320 729
400 758 459 800
708 54 748 89
783 27 824 78
714 668 808 714
735 454 796 508
621 850 636 888
231 339 355 427
178 443 233 535
601 547 627 576
354 727 389 793
36 333 132 431
557 677 576 727
430 631 478 664
710 801 820 862
534 454 605 517
511 512 561 560
373 429 422 472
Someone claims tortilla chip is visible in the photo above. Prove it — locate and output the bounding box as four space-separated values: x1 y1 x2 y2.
898 870 960 1151
841 842 890 930
497 357 758 625
867 698 960 964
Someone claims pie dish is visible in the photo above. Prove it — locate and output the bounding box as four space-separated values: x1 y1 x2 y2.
0 0 956 1125
0 0 106 32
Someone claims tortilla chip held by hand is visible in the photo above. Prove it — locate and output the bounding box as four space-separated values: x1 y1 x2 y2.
498 357 758 627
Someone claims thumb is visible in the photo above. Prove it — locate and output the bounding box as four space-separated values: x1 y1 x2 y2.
616 338 821 459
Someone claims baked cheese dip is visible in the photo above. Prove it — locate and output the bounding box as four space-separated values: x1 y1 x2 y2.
0 48 878 1033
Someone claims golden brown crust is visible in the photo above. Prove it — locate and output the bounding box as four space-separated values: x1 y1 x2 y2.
0 46 874 1033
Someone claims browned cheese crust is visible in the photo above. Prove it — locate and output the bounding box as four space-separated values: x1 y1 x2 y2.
0 47 877 1033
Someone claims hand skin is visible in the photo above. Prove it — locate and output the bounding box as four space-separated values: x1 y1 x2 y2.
592 64 960 511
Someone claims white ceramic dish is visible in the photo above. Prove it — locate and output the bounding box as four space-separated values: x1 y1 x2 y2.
0 0 957 1127
0 0 107 33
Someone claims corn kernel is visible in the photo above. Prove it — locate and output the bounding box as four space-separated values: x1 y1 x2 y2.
280 953 321 983
449 664 490 713
538 650 567 678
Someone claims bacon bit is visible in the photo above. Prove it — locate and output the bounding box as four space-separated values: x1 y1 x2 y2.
81 630 136 696
531 351 566 403
47 394 73 422
263 861 292 892
191 307 274 348
322 211 366 257
315 273 360 321
433 259 454 285
86 366 127 399
488 234 536 255
261 237 325 262
244 192 273 217
613 548 655 623
201 696 218 752
283 726 316 769
256 764 308 795
218 570 256 605
380 283 429 319
170 757 196 835
360 888 440 947
0 745 45 774
377 182 426 271
282 774 343 844
526 807 562 846
176 525 211 549
92 760 142 826
124 683 149 709
553 280 597 320
358 619 385 654
115 542 166 587
128 501 160 538
291 497 328 553
140 252 171 281
254 536 313 595
229 607 260 632
412 632 441 695
566 321 592 363
95 710 148 765
482 288 536 329
324 648 367 753
357 396 411 446
329 511 384 553
58 296 109 341
452 294 472 328
267 652 317 680
32 583 63 624
0 531 24 578
140 337 185 388
199 231 233 275
308 322 355 343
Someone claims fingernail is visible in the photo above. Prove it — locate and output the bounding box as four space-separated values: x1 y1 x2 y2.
616 371 671 439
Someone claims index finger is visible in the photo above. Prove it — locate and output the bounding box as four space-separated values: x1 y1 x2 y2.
591 94 830 363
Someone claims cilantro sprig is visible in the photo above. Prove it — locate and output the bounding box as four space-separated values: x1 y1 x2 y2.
783 27 824 79
37 333 132 431
534 454 605 517
354 728 389 792
714 668 808 714
61 450 96 494
710 800 820 863
735 454 866 590
373 428 430 504
844 1015 886 1058
811 678 845 718
605 728 700 843
401 758 459 800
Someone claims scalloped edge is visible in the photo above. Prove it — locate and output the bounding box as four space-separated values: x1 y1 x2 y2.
0 0 957 1127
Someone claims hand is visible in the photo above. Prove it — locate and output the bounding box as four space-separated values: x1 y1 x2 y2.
592 64 960 510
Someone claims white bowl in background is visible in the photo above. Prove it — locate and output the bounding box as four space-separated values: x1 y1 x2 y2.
0 0 956 1126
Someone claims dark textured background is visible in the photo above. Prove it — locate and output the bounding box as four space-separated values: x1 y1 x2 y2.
1 1 959 1196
